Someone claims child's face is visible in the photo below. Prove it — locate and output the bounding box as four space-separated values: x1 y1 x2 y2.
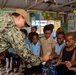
44 30 52 39
31 28 37 32
32 36 38 44
57 34 64 45
65 36 75 47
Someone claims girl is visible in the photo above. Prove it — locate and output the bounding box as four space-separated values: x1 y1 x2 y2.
55 32 76 75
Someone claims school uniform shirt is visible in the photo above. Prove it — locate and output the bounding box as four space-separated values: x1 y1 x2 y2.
8 48 17 54
40 37 56 56
55 42 65 55
29 42 40 56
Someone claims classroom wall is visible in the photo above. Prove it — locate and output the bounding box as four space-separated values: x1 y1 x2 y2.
0 9 68 33
28 10 68 33
67 13 76 32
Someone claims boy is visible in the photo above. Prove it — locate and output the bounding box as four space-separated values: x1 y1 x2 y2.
31 26 37 32
30 32 42 75
40 24 56 75
25 26 37 47
8 48 21 73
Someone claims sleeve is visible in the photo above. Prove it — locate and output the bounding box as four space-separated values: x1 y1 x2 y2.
7 27 41 66
51 38 56 48
39 38 42 46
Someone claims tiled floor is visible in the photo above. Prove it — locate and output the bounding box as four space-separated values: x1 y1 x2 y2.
0 60 36 75
0 65 24 75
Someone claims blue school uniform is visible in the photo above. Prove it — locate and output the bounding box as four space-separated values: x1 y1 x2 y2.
8 48 17 54
29 42 40 56
55 42 65 55
30 42 42 73
8 48 20 62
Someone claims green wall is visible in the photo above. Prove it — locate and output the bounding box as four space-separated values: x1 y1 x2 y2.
61 17 68 33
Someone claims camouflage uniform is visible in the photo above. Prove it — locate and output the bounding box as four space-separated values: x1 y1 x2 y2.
0 14 41 66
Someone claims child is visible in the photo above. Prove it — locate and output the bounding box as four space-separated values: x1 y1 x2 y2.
55 32 76 75
8 48 21 73
0 52 6 67
65 32 76 73
40 24 56 75
20 29 32 75
25 26 37 47
20 29 28 38
31 26 37 32
30 32 42 75
50 32 65 75
56 27 65 37
25 32 34 47
21 29 33 47
55 32 65 56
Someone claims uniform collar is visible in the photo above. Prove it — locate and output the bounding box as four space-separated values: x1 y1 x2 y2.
43 36 51 40
57 42 65 46
31 42 38 45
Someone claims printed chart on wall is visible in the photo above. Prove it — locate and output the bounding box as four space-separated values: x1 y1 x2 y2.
54 20 61 31
68 20 75 32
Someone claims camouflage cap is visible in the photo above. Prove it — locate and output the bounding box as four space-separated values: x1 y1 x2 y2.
16 9 30 26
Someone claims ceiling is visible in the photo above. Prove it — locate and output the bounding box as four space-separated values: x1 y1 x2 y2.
0 0 76 12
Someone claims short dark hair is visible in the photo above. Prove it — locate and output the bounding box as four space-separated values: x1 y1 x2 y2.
28 32 34 37
20 29 28 36
12 13 20 17
12 12 24 19
57 32 65 38
31 32 39 39
65 32 76 40
32 26 37 29
43 24 54 33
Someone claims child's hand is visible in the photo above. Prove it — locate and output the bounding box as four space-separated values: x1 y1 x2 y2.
46 60 51 66
68 67 76 72
49 55 53 60
54 60 61 66
65 61 72 68
0 53 5 59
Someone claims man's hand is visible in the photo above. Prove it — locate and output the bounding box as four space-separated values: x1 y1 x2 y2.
49 55 53 60
40 52 50 62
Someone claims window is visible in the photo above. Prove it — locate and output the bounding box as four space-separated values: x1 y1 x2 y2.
32 20 61 34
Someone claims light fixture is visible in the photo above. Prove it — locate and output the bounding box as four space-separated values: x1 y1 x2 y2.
24 0 27 3
44 0 49 2
44 0 55 2
54 0 57 3
35 0 37 3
